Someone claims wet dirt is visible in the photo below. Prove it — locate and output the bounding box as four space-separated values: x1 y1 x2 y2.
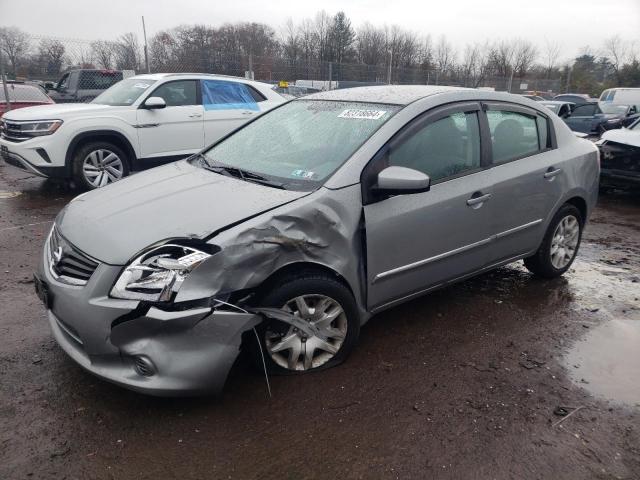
1 163 639 479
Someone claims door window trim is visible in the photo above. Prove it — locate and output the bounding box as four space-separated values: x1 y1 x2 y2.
482 101 557 166
139 79 202 108
361 101 487 205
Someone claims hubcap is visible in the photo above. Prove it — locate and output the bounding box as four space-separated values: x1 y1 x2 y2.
265 295 347 371
550 215 580 269
82 149 124 188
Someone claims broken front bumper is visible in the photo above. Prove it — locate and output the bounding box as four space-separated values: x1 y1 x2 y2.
38 248 261 396
599 142 640 189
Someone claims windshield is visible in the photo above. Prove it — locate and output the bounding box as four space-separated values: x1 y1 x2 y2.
599 103 629 114
0 84 50 103
92 79 157 106
199 100 400 190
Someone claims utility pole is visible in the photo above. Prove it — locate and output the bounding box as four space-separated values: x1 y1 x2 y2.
387 49 393 85
142 16 150 74
328 62 332 90
0 50 11 112
565 65 572 93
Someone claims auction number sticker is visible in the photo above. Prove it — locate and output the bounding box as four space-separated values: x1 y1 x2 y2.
338 109 387 120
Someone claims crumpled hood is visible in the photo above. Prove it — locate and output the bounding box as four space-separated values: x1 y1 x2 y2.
601 127 640 148
3 102 118 120
56 161 309 264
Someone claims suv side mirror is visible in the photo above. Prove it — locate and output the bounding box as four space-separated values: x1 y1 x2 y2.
374 166 431 195
143 97 166 109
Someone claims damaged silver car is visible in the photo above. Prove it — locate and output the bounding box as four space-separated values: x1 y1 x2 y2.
35 86 600 396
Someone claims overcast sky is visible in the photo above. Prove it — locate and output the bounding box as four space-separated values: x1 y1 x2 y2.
1 0 639 62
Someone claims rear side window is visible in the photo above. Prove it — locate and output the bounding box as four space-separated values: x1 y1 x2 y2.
151 80 198 106
487 110 540 164
388 111 481 182
201 80 259 110
78 71 123 90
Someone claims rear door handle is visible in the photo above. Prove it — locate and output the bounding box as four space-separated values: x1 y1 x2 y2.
188 113 202 118
544 168 562 179
466 193 492 206
242 111 254 116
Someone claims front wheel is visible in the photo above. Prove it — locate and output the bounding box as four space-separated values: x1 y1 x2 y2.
72 141 130 190
254 272 360 375
524 204 583 278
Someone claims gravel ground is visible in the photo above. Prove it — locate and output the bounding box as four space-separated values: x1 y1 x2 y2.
0 164 639 480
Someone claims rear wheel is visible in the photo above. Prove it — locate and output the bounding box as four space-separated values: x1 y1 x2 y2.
524 204 583 279
254 272 360 374
71 141 129 190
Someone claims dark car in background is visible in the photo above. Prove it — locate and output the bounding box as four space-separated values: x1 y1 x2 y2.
553 93 595 105
563 102 639 134
0 82 54 117
47 69 124 103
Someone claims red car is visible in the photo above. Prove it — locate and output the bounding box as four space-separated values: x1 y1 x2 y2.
0 82 55 117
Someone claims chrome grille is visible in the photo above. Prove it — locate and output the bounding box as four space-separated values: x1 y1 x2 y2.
0 120 31 143
48 227 99 285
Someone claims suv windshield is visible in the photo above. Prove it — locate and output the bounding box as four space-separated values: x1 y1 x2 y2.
599 103 629 115
92 79 157 106
199 100 400 190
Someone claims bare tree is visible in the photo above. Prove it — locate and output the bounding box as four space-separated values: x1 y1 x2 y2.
513 39 537 77
434 35 456 80
281 18 301 60
0 26 30 76
114 32 141 70
543 40 561 78
461 42 491 87
91 40 116 69
356 22 386 66
603 35 628 82
39 39 66 75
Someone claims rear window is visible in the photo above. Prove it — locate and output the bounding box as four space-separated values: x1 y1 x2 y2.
487 110 544 163
0 84 50 103
78 71 123 90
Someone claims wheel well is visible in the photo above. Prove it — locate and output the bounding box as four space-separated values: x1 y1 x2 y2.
565 196 587 222
248 262 354 302
66 131 136 171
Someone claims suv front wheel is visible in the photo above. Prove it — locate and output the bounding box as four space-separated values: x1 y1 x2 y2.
72 141 130 190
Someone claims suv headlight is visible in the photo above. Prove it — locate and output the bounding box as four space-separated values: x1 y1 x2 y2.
111 244 211 302
14 120 63 136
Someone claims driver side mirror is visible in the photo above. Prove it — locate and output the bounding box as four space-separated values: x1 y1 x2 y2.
143 97 166 109
374 166 431 196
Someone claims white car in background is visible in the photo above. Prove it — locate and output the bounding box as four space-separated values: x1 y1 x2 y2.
0 73 287 189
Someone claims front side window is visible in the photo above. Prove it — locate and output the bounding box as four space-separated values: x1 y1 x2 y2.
150 80 198 107
570 104 597 117
92 79 157 106
201 80 259 110
387 111 481 182
487 110 540 164
200 100 399 190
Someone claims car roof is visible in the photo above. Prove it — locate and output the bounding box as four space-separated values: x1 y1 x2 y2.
304 85 469 106
130 72 272 86
541 100 573 105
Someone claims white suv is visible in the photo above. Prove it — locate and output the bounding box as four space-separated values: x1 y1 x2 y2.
0 73 286 189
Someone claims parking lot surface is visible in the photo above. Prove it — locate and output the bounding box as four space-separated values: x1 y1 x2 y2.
1 164 639 480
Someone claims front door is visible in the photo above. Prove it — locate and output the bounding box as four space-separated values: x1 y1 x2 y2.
564 103 598 133
363 103 495 311
136 79 204 159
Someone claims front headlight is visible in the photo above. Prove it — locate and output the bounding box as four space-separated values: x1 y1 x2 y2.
111 244 211 302
14 119 63 136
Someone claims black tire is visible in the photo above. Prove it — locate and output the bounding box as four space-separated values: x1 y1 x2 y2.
252 272 360 375
524 204 583 279
71 141 130 191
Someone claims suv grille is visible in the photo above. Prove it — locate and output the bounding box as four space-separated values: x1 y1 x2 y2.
48 227 99 285
0 119 31 143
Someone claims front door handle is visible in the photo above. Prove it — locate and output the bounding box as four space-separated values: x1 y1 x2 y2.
544 167 562 179
466 192 492 207
241 111 254 116
188 113 202 118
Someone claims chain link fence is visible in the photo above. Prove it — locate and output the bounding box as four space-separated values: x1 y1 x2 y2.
1 33 563 104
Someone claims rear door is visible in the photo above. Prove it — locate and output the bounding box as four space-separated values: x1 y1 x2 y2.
136 79 204 159
363 102 496 311
483 103 566 264
201 80 265 146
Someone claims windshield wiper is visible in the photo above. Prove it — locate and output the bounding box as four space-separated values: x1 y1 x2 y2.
200 157 287 190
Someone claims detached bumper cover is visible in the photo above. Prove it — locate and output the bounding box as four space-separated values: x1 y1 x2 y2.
49 305 260 396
